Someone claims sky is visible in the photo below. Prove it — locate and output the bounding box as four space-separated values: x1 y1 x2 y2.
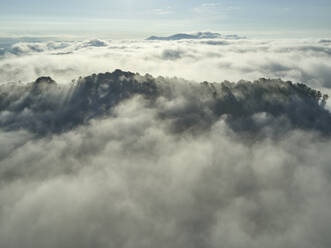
0 0 331 38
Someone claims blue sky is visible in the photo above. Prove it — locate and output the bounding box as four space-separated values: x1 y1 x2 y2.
0 0 330 38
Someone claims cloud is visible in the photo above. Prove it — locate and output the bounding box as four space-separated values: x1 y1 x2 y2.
151 7 173 15
161 49 186 60
0 38 330 91
1 38 331 247
6 41 72 56
0 71 331 247
193 2 221 14
192 2 239 17
200 40 229 45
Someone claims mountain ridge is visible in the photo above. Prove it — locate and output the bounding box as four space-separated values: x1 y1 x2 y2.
146 32 246 40
0 69 329 136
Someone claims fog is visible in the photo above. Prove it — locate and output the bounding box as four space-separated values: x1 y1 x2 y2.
0 69 331 247
1 38 331 248
0 38 331 90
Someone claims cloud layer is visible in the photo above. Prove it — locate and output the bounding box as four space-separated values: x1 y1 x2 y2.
1 69 331 248
1 38 331 91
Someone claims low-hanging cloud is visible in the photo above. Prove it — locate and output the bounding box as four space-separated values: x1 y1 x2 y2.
1 38 331 91
1 69 331 248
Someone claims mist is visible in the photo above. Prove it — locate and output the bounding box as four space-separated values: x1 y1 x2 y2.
1 69 331 247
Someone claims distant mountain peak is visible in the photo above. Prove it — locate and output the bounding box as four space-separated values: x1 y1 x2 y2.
146 32 246 41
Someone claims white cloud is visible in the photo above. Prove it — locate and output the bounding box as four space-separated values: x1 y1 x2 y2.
152 7 173 15
1 38 331 90
1 90 331 247
1 37 331 247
